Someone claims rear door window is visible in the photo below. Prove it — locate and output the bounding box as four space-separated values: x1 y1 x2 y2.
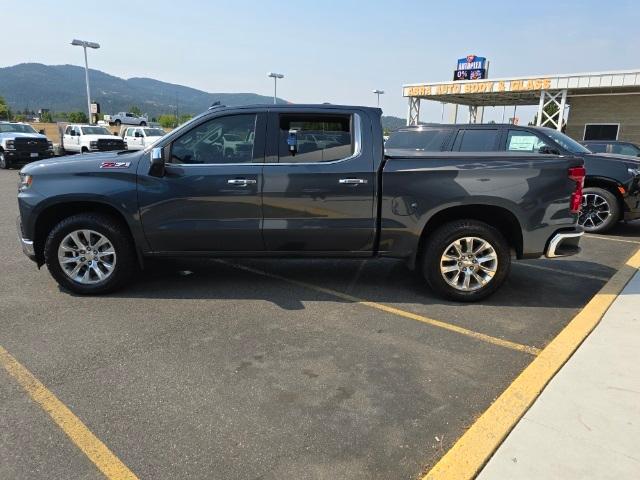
385 128 452 151
278 114 353 163
452 129 499 152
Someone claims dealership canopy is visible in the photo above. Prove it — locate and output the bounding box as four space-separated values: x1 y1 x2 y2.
403 69 640 131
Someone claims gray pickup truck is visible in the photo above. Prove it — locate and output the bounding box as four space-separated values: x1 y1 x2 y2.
16 104 584 301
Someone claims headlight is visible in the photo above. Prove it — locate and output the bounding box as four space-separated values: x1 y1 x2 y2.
90 141 98 148
6 140 15 150
18 173 33 190
47 141 53 150
628 167 640 177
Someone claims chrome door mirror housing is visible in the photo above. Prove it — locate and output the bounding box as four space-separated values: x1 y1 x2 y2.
149 147 165 177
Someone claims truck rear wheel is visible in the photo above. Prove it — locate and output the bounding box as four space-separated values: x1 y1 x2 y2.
44 213 136 295
422 220 510 302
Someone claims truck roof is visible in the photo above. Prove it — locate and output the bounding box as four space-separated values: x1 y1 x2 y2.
205 103 381 113
397 123 555 131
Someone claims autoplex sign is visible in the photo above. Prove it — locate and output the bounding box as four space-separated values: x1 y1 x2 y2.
454 54 487 81
404 78 552 97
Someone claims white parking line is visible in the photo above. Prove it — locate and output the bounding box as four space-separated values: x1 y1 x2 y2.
515 262 609 282
584 234 640 245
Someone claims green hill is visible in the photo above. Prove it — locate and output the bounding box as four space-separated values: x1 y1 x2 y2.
0 63 285 118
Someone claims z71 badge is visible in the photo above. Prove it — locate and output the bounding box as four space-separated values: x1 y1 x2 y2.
100 161 131 169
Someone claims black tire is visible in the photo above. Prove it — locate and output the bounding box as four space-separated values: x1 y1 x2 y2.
44 213 136 295
81 147 89 154
140 121 147 126
422 219 511 302
0 152 9 169
115 119 121 126
578 187 620 234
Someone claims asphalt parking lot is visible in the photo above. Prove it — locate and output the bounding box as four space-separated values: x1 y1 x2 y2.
1 167 639 479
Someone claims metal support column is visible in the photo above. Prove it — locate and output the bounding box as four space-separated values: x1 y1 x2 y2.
468 105 478 124
407 97 420 126
536 89 568 131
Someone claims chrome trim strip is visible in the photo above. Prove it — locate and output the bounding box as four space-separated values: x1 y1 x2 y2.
546 230 583 258
165 113 362 168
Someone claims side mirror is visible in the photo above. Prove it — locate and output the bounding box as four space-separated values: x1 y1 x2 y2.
113 132 118 136
149 147 165 177
539 145 560 155
287 130 298 156
135 132 143 138
69 130 76 136
39 129 45 135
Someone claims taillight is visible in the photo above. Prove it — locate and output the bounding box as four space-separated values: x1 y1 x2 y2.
568 166 586 214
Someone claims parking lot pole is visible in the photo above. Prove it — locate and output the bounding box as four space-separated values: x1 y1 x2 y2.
82 46 92 124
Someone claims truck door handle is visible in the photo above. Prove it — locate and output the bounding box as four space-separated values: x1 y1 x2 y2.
227 178 257 187
339 178 367 185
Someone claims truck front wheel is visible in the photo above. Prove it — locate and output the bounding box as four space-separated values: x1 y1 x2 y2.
0 152 9 169
578 187 620 233
422 220 511 302
44 213 136 295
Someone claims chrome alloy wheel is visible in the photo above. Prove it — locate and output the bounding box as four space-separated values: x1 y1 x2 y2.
578 193 611 229
439 237 498 292
57 230 116 284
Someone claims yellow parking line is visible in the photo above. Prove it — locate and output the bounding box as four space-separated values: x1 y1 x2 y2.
584 234 640 244
221 261 540 356
0 345 139 480
421 246 640 480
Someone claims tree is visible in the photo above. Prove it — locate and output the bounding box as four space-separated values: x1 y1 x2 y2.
68 111 88 123
178 114 193 125
158 114 177 128
129 105 142 117
40 111 53 123
0 96 11 120
531 102 560 127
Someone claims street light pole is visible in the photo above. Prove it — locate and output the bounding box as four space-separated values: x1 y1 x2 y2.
71 39 100 124
268 72 284 104
372 89 385 107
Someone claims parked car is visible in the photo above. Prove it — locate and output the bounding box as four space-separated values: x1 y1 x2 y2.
387 124 640 234
108 112 148 127
122 127 165 151
17 104 583 301
581 140 640 157
0 122 54 169
62 125 126 154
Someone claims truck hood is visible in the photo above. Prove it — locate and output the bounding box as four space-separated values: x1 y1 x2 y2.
21 150 143 175
81 134 122 141
0 132 48 140
583 152 640 166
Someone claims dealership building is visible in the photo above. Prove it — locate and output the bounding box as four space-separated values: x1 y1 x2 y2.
403 69 640 144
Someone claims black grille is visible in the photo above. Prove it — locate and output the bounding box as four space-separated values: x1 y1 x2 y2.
14 137 49 153
96 138 125 151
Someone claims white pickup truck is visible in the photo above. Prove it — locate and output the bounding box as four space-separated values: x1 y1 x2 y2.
121 126 165 150
62 124 126 153
107 112 148 126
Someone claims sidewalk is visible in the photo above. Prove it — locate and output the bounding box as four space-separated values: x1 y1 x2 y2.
477 270 640 480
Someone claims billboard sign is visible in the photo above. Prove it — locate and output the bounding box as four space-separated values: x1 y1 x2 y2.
454 55 487 81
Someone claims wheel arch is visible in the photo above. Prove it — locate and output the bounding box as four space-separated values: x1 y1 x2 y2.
583 175 625 209
33 201 141 268
411 204 523 270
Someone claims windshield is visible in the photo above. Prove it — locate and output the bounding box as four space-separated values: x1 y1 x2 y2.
81 126 111 135
143 128 165 137
543 129 591 154
0 123 38 134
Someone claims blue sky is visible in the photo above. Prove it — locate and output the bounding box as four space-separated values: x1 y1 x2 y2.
3 0 639 120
